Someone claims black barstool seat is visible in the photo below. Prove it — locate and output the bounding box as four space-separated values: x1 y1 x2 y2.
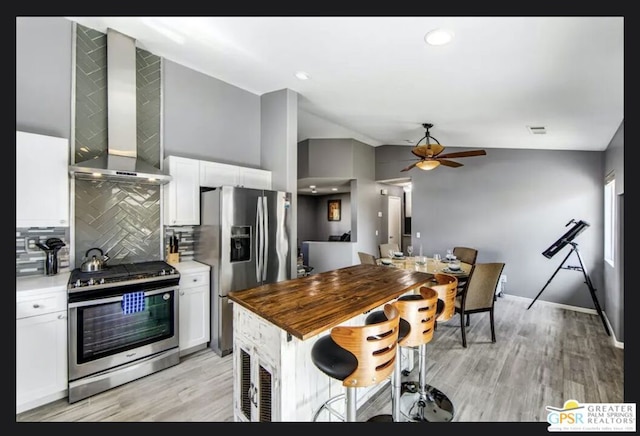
310 303 401 422
311 336 358 381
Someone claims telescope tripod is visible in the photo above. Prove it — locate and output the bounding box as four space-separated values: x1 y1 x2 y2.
527 242 610 336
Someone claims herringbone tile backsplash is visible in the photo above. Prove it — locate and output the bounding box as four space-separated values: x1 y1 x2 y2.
74 179 163 267
72 24 163 268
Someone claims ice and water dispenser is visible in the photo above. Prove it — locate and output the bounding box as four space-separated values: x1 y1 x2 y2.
230 226 251 262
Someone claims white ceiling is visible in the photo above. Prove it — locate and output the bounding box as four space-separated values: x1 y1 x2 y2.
66 16 624 155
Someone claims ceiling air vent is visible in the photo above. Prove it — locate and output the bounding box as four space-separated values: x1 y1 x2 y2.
527 126 547 135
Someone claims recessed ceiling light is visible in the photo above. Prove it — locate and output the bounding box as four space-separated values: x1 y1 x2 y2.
424 29 454 46
309 185 316 189
331 188 338 191
295 71 311 80
311 189 317 194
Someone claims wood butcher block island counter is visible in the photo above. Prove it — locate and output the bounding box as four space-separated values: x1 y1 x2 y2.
228 264 433 421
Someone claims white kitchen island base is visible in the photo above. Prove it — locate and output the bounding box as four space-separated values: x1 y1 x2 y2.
232 302 411 422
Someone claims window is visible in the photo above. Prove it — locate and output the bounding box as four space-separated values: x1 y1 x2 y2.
604 173 615 266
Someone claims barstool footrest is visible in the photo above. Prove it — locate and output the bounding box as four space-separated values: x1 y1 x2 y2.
313 393 346 421
399 383 454 422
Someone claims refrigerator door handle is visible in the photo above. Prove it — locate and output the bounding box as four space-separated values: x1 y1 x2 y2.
262 195 269 281
256 196 262 282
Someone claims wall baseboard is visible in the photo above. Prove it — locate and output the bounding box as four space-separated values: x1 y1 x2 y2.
501 293 624 349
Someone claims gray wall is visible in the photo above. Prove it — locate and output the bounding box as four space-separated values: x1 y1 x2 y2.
261 89 298 193
163 60 261 166
261 89 299 277
603 120 624 341
297 195 318 251
16 17 72 140
377 145 606 312
297 193 351 242
298 138 355 178
297 138 391 263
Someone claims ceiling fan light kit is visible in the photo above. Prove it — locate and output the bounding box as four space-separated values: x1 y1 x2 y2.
415 160 440 170
401 123 487 172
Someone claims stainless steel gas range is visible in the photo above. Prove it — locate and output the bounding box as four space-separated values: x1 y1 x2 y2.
67 260 181 403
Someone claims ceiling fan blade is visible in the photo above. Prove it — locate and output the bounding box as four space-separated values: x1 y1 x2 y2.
411 144 445 158
401 161 420 172
437 149 487 159
438 159 464 168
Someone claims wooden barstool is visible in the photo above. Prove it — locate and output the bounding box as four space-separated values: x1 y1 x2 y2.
400 274 457 422
311 303 400 422
432 273 458 325
364 287 440 422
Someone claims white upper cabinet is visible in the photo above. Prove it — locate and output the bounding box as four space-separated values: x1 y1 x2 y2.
240 167 272 190
165 156 273 227
16 131 70 228
200 160 240 188
163 156 200 226
200 160 272 190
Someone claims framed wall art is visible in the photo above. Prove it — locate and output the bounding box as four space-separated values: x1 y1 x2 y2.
328 199 341 221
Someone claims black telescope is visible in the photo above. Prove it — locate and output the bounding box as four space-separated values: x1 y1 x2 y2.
530 219 609 336
542 219 590 259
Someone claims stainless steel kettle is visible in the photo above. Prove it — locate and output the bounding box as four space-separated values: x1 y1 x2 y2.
81 247 110 272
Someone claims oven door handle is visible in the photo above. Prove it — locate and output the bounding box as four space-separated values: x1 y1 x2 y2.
68 286 178 308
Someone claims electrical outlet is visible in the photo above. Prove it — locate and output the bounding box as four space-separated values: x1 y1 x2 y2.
375 230 378 236
377 211 383 217
416 232 420 238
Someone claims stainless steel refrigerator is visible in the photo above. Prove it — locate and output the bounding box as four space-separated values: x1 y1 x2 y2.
195 186 292 356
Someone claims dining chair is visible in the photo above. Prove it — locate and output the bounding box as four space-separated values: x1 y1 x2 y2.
357 251 378 265
379 243 400 258
452 246 478 295
454 262 505 348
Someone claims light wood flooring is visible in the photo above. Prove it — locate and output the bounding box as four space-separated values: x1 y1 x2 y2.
16 295 624 423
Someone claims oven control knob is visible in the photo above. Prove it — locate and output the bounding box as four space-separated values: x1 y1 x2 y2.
160 269 166 276
170 268 176 275
99 278 105 284
88 278 95 286
75 279 81 288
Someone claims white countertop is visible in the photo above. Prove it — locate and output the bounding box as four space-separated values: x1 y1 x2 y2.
169 260 210 275
16 271 71 297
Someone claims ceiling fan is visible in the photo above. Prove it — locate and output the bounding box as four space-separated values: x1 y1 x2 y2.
401 123 487 172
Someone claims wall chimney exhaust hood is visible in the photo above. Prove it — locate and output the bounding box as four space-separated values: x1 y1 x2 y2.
69 28 171 185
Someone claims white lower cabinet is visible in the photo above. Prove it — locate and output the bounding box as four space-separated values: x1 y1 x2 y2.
16 290 68 414
178 265 211 355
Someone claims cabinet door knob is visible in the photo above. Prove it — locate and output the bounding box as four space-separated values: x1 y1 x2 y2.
58 314 66 320
32 304 40 308
180 291 185 296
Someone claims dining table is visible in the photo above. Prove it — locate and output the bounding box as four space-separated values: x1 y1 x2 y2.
376 255 472 278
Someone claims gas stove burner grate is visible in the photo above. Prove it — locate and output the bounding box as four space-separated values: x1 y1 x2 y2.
68 260 179 290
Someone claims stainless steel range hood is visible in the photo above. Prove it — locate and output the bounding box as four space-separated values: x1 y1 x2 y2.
69 28 171 185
